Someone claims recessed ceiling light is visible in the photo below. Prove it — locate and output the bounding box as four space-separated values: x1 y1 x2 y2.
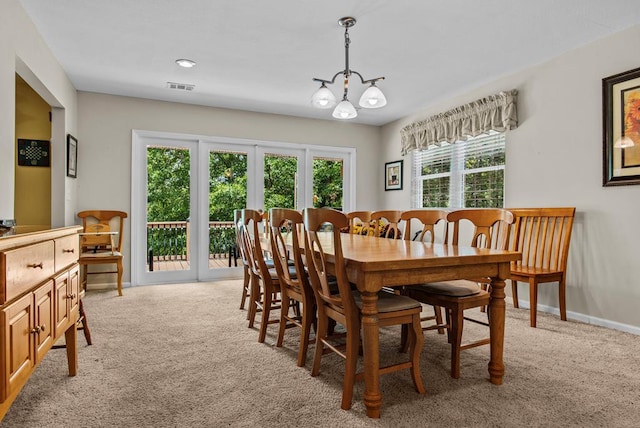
175 59 196 68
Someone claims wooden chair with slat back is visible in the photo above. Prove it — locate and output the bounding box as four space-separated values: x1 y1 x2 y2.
269 208 316 367
371 210 403 239
77 210 127 297
346 211 372 236
508 207 576 327
403 208 514 379
302 208 425 410
240 209 282 343
399 209 449 338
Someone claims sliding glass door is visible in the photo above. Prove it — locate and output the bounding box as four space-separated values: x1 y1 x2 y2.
134 137 199 285
132 131 355 285
311 154 346 210
198 143 250 280
259 147 304 211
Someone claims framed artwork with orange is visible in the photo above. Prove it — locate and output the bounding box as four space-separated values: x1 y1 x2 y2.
603 66 640 186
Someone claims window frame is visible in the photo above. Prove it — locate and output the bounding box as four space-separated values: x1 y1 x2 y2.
412 132 506 209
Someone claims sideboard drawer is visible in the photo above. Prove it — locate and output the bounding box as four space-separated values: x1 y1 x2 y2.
54 235 79 272
1 241 55 304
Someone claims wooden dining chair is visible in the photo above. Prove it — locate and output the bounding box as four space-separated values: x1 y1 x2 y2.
235 209 252 315
371 210 403 239
269 208 316 367
346 211 372 235
401 209 449 244
302 207 425 410
404 208 514 379
399 209 449 338
508 207 576 327
240 209 282 343
77 210 127 297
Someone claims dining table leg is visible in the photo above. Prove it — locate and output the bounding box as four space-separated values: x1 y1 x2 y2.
488 264 509 385
359 290 382 418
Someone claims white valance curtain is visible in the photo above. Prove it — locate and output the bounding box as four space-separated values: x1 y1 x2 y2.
400 89 518 155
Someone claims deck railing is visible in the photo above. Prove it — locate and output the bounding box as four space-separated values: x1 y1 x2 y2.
147 221 236 269
207 221 237 258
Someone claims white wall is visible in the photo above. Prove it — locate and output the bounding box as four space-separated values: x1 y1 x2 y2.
1 0 78 226
381 24 640 331
77 92 382 283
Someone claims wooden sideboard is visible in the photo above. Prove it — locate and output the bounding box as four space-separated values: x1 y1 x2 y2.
0 226 82 420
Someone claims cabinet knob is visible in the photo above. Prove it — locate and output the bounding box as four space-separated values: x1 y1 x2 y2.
30 326 43 334
28 262 44 269
62 249 75 253
66 294 77 299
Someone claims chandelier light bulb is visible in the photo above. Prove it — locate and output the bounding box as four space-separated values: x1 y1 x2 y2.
311 84 337 109
332 99 358 119
359 83 387 109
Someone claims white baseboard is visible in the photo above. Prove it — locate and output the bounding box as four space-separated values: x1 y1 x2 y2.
512 298 640 336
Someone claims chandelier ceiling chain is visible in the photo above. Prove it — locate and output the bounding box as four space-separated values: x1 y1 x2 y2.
311 17 387 120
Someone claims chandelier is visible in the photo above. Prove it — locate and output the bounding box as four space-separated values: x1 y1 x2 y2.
311 17 387 120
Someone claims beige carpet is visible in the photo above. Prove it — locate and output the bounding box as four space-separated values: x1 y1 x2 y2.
1 280 639 428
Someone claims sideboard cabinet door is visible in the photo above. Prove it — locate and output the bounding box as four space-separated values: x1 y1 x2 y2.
1 294 34 401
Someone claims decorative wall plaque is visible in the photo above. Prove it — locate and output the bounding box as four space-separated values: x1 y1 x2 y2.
17 139 50 167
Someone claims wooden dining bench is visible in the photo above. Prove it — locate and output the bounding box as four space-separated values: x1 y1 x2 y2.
508 207 576 327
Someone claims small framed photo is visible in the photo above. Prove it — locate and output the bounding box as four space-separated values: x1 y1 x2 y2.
67 134 77 178
603 66 640 186
385 160 403 191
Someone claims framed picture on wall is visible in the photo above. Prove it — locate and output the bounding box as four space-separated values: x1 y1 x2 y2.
385 160 403 191
17 139 50 166
67 134 77 178
603 66 640 186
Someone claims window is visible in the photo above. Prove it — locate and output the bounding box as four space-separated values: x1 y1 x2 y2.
412 132 505 209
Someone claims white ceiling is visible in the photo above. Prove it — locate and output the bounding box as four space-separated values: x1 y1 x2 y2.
17 0 640 126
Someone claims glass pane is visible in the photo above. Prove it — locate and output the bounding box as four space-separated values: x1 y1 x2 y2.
208 150 247 270
146 146 191 272
422 176 450 208
312 157 343 210
463 169 504 208
420 145 452 176
465 142 505 168
264 153 297 210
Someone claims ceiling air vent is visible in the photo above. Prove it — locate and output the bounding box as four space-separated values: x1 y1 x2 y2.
166 82 195 91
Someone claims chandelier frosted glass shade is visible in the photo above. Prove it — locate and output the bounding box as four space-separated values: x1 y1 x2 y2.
311 84 337 109
614 136 635 148
359 84 387 109
332 100 358 119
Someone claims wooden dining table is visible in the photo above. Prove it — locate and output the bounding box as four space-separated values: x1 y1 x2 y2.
264 230 521 418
